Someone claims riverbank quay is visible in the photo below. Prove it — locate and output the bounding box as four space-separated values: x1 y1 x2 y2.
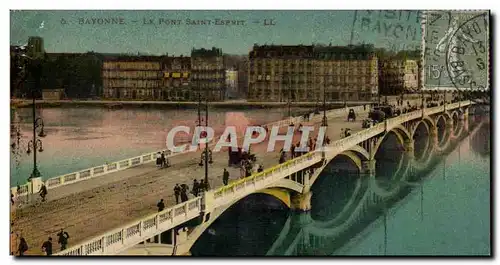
10 96 420 110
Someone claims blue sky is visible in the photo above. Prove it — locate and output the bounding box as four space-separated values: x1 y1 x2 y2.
10 10 422 55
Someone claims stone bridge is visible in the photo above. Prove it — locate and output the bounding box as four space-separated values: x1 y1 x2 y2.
55 101 473 256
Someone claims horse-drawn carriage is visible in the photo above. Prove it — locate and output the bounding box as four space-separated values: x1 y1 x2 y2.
228 147 256 166
347 108 356 122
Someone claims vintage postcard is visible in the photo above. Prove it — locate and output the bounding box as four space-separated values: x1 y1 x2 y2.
9 10 490 257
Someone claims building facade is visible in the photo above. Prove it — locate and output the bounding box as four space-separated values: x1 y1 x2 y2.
102 56 163 100
248 44 378 102
236 59 249 98
313 45 378 102
248 45 315 102
379 59 419 95
161 56 191 101
191 47 225 101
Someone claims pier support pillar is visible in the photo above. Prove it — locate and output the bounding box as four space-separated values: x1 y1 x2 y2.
291 191 312 212
446 119 454 139
404 139 415 158
460 108 469 133
361 159 376 177
429 127 438 148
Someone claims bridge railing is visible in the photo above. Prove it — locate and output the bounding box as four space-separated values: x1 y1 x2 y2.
211 151 322 207
10 148 189 196
325 100 471 160
56 196 203 256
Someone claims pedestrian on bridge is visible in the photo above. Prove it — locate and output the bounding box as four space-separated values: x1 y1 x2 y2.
57 229 70 251
17 236 28 256
245 161 253 177
192 179 199 196
161 151 171 168
239 159 246 178
181 184 190 202
41 237 52 256
200 179 210 192
16 185 23 206
10 231 16 255
223 168 230 186
174 184 181 204
160 152 166 168
156 152 162 168
157 199 165 212
39 184 47 202
279 150 286 164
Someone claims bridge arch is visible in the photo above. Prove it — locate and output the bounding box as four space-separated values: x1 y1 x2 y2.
412 119 433 162
179 181 302 255
411 117 435 139
372 126 411 160
369 151 411 198
450 110 463 138
434 114 451 150
309 147 370 189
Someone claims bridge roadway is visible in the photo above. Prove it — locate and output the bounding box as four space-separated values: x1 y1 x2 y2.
13 106 387 255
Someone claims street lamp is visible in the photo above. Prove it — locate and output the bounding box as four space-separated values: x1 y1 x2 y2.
15 46 48 202
204 83 210 189
197 79 212 191
319 73 331 127
15 49 47 180
197 81 202 127
26 69 47 182
287 75 293 126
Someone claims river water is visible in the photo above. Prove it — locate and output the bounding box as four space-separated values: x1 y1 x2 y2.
10 106 309 185
190 114 490 256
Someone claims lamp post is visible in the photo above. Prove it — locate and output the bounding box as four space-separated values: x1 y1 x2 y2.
27 117 46 181
19 50 47 202
288 75 293 126
198 79 212 189
204 82 209 190
26 57 47 181
318 73 330 127
197 81 202 127
322 77 327 127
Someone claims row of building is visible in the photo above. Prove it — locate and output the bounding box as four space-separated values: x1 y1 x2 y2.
247 44 419 102
101 48 226 102
11 37 420 102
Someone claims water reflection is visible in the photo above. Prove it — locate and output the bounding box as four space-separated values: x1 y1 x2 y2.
191 194 289 256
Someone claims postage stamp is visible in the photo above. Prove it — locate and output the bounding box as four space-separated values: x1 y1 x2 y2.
422 10 490 91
